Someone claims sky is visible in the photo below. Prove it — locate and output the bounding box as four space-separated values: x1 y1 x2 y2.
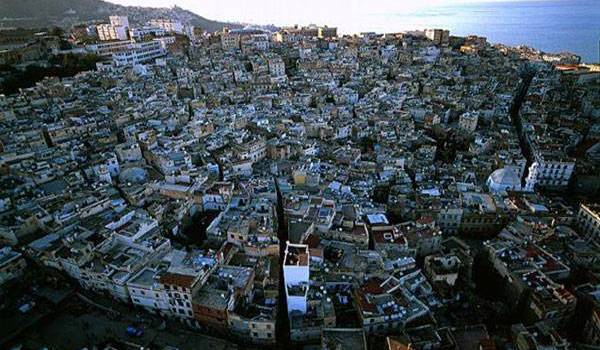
105 0 524 29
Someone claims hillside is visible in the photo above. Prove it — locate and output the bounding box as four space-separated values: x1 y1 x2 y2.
0 0 237 32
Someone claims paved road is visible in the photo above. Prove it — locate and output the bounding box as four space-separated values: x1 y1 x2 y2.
27 310 239 350
8 289 241 350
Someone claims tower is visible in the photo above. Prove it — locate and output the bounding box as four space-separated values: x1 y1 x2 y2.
283 241 310 315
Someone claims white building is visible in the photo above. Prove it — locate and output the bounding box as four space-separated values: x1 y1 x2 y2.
112 40 166 67
267 57 286 77
0 247 27 286
524 158 574 191
424 254 461 286
425 29 450 45
577 204 600 243
250 34 270 51
104 152 120 177
149 19 184 34
85 40 134 56
284 242 310 315
97 23 129 41
127 267 170 315
129 26 166 41
237 139 267 163
158 250 215 324
107 210 159 244
458 112 478 133
221 30 240 50
437 207 463 235
153 36 176 50
115 142 143 163
94 164 112 183
110 16 130 28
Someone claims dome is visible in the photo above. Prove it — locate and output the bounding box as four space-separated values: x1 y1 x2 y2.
487 167 522 193
119 167 148 184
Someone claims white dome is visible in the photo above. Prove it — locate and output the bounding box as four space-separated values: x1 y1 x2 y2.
487 167 521 193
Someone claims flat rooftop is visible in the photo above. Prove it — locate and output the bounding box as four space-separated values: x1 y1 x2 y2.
284 242 309 266
322 328 367 350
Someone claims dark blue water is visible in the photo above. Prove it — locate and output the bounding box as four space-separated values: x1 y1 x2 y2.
347 0 599 63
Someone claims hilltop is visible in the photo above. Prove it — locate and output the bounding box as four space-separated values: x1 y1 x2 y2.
0 0 237 32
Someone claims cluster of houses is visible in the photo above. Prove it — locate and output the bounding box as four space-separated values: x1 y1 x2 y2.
1 14 600 350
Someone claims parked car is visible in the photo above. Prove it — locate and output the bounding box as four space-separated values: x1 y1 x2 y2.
126 325 144 337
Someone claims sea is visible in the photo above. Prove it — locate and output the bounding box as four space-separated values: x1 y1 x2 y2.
336 0 599 63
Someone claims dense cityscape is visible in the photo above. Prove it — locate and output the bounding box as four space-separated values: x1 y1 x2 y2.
1 5 600 350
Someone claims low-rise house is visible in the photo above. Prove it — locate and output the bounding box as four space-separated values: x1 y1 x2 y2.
0 246 27 286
